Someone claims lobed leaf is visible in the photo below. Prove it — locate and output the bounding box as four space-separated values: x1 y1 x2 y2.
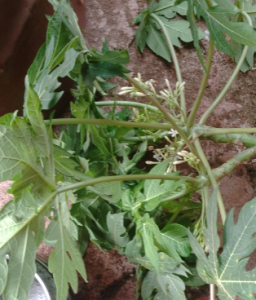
106 212 129 248
46 218 87 300
190 188 256 299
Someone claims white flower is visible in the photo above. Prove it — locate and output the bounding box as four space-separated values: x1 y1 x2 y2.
204 30 210 41
168 129 178 137
153 151 163 162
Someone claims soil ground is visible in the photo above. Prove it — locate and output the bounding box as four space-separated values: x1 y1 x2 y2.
1 0 256 299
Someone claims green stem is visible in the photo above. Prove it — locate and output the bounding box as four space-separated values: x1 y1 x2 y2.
199 12 252 125
95 101 159 112
212 145 256 181
56 174 201 194
187 40 214 128
198 131 256 148
120 132 169 142
45 118 171 131
193 134 226 223
127 76 199 158
202 127 256 135
150 13 186 119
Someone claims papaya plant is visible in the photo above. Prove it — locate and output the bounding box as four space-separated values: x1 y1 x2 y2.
1 0 256 300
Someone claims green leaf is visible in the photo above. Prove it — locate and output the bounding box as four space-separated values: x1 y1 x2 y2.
159 17 205 47
0 255 7 295
244 0 256 28
106 212 129 248
137 214 162 272
48 0 87 50
91 181 122 203
189 188 256 299
45 12 76 69
143 161 186 211
194 0 233 55
146 20 171 62
135 10 149 52
34 48 80 109
125 235 181 274
90 39 129 64
206 6 256 46
2 226 36 300
159 224 191 262
82 61 130 91
141 270 187 300
46 219 87 300
153 0 188 18
27 43 46 85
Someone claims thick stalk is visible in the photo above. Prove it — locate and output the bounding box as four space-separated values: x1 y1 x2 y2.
56 174 201 194
95 100 159 112
199 11 252 125
187 40 214 128
212 146 256 181
45 118 171 131
202 127 256 135
127 76 199 158
199 131 256 148
150 13 186 118
193 134 226 223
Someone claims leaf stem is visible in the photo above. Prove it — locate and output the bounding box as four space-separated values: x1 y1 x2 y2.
193 134 226 223
120 132 169 142
126 75 199 158
199 12 252 125
150 13 186 119
56 174 201 194
95 100 159 112
187 40 214 128
45 118 171 131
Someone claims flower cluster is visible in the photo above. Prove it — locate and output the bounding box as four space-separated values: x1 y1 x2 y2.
173 150 200 171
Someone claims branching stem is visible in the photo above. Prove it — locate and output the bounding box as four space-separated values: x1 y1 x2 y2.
56 174 201 194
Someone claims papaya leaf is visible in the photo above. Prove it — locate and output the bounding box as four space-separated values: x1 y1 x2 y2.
158 224 191 262
0 255 7 295
143 161 187 211
45 12 76 69
158 17 205 48
46 218 87 300
125 235 183 274
153 0 188 18
2 226 36 300
189 188 256 300
135 10 149 52
82 60 130 91
194 0 233 55
90 39 129 64
48 0 87 50
206 6 256 46
141 270 187 300
136 214 163 272
34 48 80 109
106 212 129 249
